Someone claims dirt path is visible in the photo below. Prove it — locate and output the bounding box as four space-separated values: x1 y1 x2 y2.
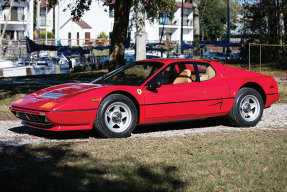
0 104 286 146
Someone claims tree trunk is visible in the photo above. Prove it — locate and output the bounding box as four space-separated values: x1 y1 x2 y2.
135 0 146 61
108 0 132 71
267 0 278 44
193 0 200 58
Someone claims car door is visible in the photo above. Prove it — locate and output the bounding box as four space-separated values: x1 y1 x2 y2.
142 62 231 123
142 63 207 123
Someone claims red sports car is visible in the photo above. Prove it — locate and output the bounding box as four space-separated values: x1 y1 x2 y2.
10 59 280 138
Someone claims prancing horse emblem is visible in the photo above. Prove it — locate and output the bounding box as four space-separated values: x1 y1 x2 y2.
137 89 142 95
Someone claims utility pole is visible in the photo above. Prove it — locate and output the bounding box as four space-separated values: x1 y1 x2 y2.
180 0 183 54
36 0 40 56
45 0 48 45
226 0 230 58
0 0 2 45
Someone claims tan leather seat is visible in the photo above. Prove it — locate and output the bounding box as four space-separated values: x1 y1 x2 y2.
206 66 216 79
200 74 209 81
173 69 192 84
200 66 216 81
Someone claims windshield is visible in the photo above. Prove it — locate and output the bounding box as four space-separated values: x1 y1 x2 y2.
91 62 163 86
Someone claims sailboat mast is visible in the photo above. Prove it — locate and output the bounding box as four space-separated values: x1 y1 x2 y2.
1 0 15 44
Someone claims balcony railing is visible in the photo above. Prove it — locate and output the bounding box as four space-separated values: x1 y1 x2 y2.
0 14 25 22
159 19 178 26
159 18 192 26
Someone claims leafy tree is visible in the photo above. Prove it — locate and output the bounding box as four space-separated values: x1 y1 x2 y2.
97 32 109 39
199 0 227 41
198 0 241 41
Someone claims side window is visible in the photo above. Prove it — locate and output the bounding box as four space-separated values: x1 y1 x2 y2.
147 65 174 86
196 63 216 81
147 63 199 86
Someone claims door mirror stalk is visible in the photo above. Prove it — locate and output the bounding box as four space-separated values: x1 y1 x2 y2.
146 82 161 90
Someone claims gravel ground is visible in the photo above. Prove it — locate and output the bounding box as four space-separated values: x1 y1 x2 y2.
0 103 286 146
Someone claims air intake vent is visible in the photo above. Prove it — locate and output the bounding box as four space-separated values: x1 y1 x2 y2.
38 92 66 99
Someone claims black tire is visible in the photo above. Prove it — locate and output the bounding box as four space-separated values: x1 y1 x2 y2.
94 94 138 138
228 87 264 127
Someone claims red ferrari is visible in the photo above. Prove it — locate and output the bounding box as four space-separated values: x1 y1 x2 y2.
10 59 280 138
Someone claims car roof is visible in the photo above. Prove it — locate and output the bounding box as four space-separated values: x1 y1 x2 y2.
135 58 214 66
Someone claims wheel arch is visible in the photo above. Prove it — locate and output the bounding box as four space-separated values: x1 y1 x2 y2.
103 90 140 123
240 82 266 105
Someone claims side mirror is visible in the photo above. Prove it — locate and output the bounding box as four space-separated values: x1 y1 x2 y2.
146 81 161 90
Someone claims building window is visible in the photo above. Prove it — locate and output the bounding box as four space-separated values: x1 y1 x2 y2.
17 31 25 40
68 32 71 46
40 8 46 26
77 32 80 45
85 32 90 45
11 8 18 21
10 7 24 21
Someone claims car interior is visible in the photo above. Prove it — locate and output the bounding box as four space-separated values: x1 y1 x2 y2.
172 63 216 84
146 63 216 86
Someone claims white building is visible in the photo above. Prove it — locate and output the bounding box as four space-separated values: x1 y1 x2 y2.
140 1 193 42
55 0 194 46
55 0 111 46
0 0 34 42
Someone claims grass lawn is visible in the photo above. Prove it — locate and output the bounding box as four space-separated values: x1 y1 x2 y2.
0 129 286 191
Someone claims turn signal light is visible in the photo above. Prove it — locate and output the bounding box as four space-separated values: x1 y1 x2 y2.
40 102 58 109
91 98 100 102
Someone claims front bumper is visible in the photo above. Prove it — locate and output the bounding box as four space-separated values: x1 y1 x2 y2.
10 106 97 131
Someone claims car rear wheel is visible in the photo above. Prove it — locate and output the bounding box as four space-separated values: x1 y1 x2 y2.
94 94 137 138
228 88 264 127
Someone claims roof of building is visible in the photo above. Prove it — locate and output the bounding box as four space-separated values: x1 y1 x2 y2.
176 2 193 9
102 0 116 5
74 19 92 29
40 0 56 8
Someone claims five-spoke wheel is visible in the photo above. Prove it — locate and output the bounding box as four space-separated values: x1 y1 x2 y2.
228 88 264 127
104 102 132 133
94 94 137 138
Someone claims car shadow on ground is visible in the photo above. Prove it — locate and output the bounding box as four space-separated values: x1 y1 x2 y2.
133 116 232 134
9 117 232 140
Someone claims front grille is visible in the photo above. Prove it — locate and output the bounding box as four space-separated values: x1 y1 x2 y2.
12 111 49 124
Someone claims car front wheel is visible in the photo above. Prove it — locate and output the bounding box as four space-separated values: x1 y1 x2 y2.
94 94 137 138
228 88 264 127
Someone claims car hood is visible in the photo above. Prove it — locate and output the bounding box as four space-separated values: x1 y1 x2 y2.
12 83 112 111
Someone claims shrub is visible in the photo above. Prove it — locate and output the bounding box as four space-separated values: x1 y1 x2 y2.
40 31 55 39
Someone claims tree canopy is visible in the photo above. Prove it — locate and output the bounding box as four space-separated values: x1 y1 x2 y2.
199 0 241 41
